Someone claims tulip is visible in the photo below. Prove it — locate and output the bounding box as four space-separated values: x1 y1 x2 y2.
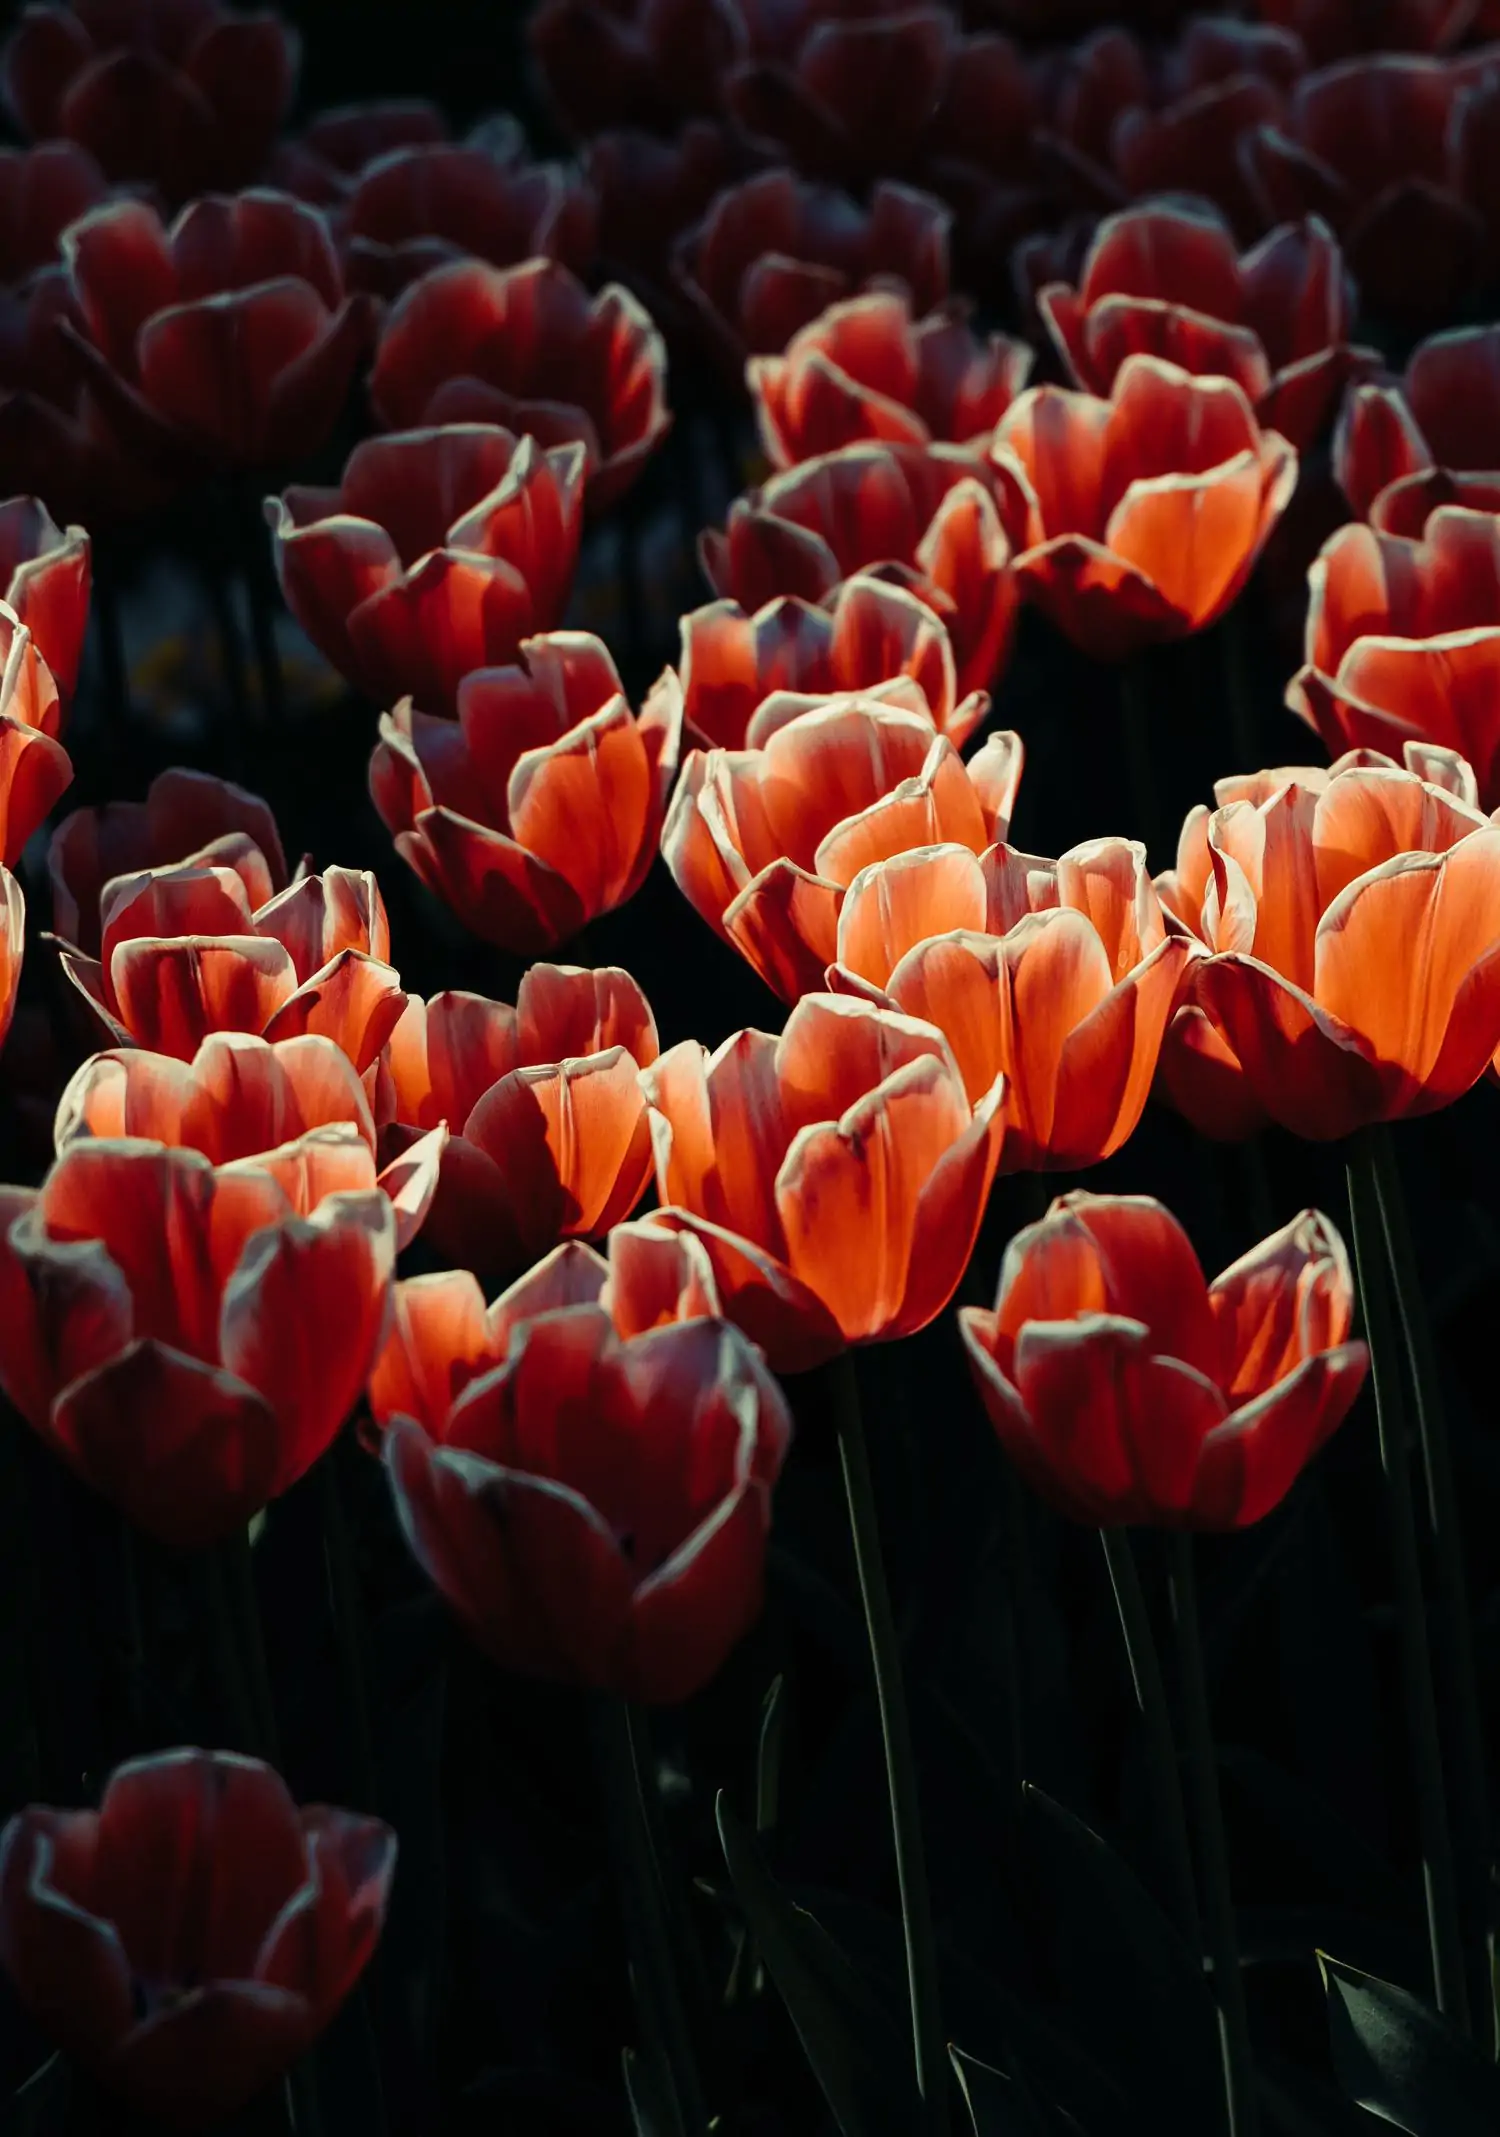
726 3 955 186
1111 74 1289 240
0 494 89 701
0 140 109 282
270 424 585 717
529 0 739 138
0 1749 394 2127
272 99 449 205
1257 0 1472 63
0 864 20 1053
369 632 682 954
0 1138 396 1546
344 142 598 299
369 257 668 511
584 121 741 331
369 1241 791 1703
826 835 1192 1172
642 991 1005 1371
1335 324 1500 520
663 692 1023 1001
370 964 658 1273
996 355 1298 659
960 1192 1369 1528
0 601 70 867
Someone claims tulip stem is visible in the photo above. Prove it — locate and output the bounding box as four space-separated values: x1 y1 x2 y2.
321 1454 379 1813
1346 1141 1471 2033
832 1352 951 2136
240 478 286 731
1368 1125 1491 2046
1120 659 1165 872
1168 1532 1260 2137
1098 1528 1199 1948
1222 598 1260 773
225 1527 280 1767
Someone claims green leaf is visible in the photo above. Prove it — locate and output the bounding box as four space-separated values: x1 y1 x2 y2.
950 2046 1050 2136
623 2047 682 2137
716 1793 919 2137
756 1674 786 1834
1321 1953 1500 2132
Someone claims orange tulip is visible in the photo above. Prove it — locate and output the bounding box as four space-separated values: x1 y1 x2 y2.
0 494 90 701
0 599 71 868
0 864 20 1054
641 992 1005 1371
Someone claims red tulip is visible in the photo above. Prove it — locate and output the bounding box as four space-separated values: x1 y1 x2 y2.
343 143 598 301
62 190 370 473
1112 73 1290 239
370 963 658 1274
270 424 585 717
56 1030 445 1249
674 168 951 369
530 0 740 138
0 1748 394 2127
671 571 991 752
1157 745 1500 1139
0 601 71 867
368 258 668 512
1038 202 1371 451
1335 325 1500 521
824 834 1191 1172
369 631 682 954
749 289 1032 470
0 140 107 282
2 0 297 204
0 1137 396 1545
0 494 89 701
996 354 1299 658
1255 0 1473 63
701 440 1027 701
585 121 742 323
642 991 1005 1371
56 859 406 1074
960 1193 1368 1528
369 1241 791 1702
270 98 450 207
664 692 1023 1000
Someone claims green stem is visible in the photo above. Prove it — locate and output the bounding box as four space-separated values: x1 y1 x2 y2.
831 1353 950 2136
229 1528 280 1767
321 1456 379 1813
1099 1529 1199 1948
1169 1533 1260 2137
1345 1142 1471 2033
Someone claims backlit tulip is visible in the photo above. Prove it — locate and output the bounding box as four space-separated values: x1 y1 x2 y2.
960 1193 1369 1528
0 1138 396 1545
0 866 21 1054
1335 325 1500 520
0 1749 394 2127
344 142 598 299
370 965 658 1273
369 632 682 954
56 859 406 1074
369 1242 791 1703
826 836 1191 1172
749 289 1032 471
672 571 990 751
369 257 668 510
702 440 1026 701
270 424 586 717
663 692 1023 1000
0 601 70 867
642 992 1005 1371
0 495 89 701
996 355 1298 659
1157 745 1500 1139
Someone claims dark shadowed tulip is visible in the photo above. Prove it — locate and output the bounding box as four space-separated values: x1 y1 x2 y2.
0 866 20 1052
1038 202 1371 451
642 991 1005 1371
271 98 449 206
56 858 406 1073
749 288 1031 469
1156 744 1500 1139
0 1138 396 1545
0 494 89 701
824 835 1191 1172
671 571 990 751
0 140 108 284
370 633 682 954
1334 324 1500 520
1109 72 1289 240
370 964 658 1274
56 1030 445 1249
1290 506 1500 807
368 257 668 511
369 1242 791 1703
2 0 297 204
663 691 1023 1000
996 354 1298 658
62 190 370 473
960 1192 1368 1528
1256 0 1474 63
584 121 742 327
344 143 598 300
0 1748 394 2128
269 425 586 716
530 0 740 137
674 168 951 369
0 602 71 867
701 439 1027 700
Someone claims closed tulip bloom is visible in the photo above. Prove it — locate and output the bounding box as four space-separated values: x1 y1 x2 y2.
271 99 449 206
0 1749 394 2129
56 859 406 1074
642 992 1005 1371
960 1193 1369 1529
996 355 1299 659
826 835 1192 1172
0 495 89 701
370 632 682 954
0 601 70 867
1157 745 1500 1140
663 690 1023 1000
269 425 586 717
1335 326 1500 521
343 142 597 300
371 964 658 1274
369 1243 792 1703
749 289 1032 469
0 1138 396 1546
